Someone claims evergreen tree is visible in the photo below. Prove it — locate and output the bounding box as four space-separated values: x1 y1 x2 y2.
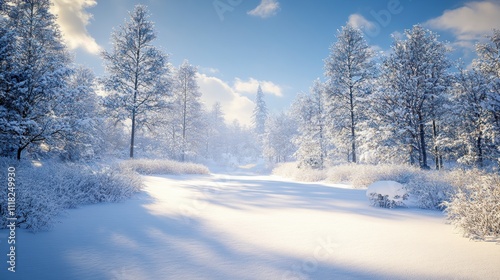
252 85 268 136
324 24 374 163
101 5 171 158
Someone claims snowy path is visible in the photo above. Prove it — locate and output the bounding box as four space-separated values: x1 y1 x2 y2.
1 173 500 280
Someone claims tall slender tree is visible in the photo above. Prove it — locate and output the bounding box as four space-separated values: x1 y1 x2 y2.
102 5 171 158
324 24 374 163
172 60 203 162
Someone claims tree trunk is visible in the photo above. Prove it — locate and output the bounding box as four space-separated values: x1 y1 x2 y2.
418 114 429 169
130 107 136 158
349 86 356 163
432 119 439 170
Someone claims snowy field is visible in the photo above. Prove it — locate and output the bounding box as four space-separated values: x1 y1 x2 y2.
1 172 500 280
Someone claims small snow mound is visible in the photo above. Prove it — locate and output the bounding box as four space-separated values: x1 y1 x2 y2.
366 180 408 208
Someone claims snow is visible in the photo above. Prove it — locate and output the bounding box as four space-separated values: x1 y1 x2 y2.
366 180 407 203
1 172 500 279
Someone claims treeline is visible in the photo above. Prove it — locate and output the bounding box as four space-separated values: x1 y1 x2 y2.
262 25 500 171
0 1 259 163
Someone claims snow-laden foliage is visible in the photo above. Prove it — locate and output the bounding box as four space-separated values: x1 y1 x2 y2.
119 159 210 175
0 0 73 160
0 158 142 232
273 162 457 209
443 171 500 240
366 181 408 208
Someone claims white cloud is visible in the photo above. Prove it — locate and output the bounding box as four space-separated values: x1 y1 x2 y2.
197 74 255 126
347 13 376 32
233 77 283 97
50 0 101 54
247 0 280 18
425 1 500 48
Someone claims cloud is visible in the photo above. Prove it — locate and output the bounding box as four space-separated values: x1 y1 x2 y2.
247 0 280 18
197 74 255 126
347 13 376 32
233 78 283 97
50 0 101 54
424 1 500 48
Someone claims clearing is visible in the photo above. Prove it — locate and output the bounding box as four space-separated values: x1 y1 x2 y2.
1 172 499 279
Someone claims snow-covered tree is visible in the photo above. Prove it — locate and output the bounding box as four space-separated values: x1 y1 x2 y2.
446 67 493 167
203 102 227 160
101 5 171 158
263 112 297 163
54 66 102 161
474 29 500 164
252 85 268 136
324 24 375 163
171 60 204 162
376 25 450 169
292 80 328 169
0 0 72 160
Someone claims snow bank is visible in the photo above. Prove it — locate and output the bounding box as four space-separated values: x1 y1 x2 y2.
366 180 408 208
119 159 210 175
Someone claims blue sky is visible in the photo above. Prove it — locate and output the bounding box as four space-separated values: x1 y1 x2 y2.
50 0 500 125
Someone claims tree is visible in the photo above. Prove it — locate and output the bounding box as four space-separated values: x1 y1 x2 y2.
172 60 203 162
0 0 72 160
474 29 500 165
378 25 450 169
102 5 171 158
292 80 328 169
263 112 297 163
252 85 268 136
446 67 493 167
324 24 375 163
203 102 227 160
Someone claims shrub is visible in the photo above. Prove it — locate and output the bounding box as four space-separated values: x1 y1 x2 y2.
119 159 210 175
366 180 409 208
0 158 142 232
443 172 500 240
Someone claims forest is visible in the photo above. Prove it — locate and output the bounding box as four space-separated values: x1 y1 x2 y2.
0 0 499 239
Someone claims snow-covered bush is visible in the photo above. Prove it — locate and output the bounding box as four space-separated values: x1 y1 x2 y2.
443 172 500 240
119 159 210 175
366 181 409 208
272 162 327 182
405 172 455 210
327 164 421 188
0 158 142 232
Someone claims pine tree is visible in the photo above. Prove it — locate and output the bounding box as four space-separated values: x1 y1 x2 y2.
0 0 72 160
324 24 374 163
263 112 297 163
101 5 171 158
253 85 268 136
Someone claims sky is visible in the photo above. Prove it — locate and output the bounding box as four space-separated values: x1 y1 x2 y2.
49 0 500 126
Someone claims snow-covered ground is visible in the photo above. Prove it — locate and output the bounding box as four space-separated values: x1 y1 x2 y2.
1 172 499 280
